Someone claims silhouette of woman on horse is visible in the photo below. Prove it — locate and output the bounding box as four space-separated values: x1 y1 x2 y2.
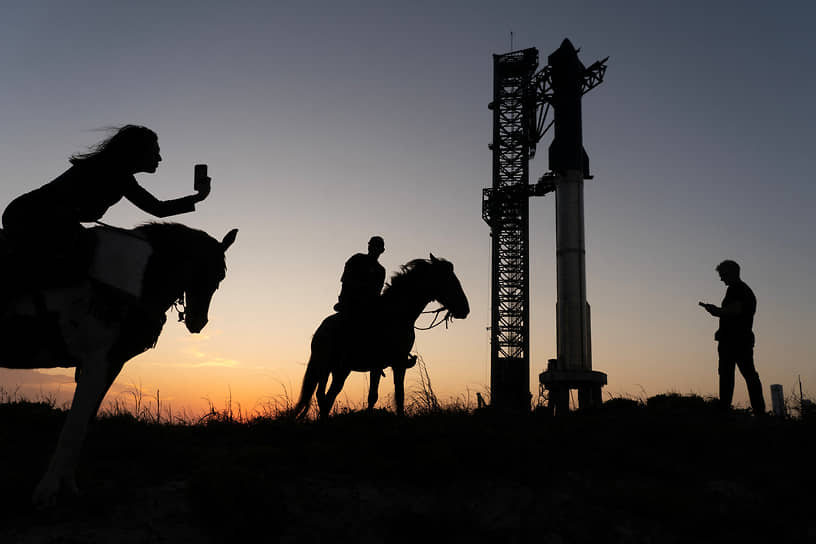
2 125 211 286
0 126 239 505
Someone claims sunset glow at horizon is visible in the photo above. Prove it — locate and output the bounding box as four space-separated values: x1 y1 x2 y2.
1 1 814 417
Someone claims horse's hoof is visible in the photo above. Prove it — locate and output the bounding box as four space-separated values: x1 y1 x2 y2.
32 491 56 510
32 479 57 508
32 474 80 508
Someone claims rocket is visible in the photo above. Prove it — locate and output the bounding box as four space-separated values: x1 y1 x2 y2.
549 38 592 372
548 39 591 179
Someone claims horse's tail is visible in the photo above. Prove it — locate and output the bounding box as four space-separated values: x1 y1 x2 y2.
294 314 338 419
294 353 321 419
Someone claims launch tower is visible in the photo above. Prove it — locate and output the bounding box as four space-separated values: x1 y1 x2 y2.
482 39 608 413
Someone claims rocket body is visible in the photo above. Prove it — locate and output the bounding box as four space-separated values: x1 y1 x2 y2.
549 39 593 371
555 170 591 370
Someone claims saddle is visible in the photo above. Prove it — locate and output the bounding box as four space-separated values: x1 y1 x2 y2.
0 225 153 301
334 300 416 373
0 226 161 362
87 226 153 298
335 297 384 339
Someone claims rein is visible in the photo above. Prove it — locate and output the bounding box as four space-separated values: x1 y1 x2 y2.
415 307 452 330
173 294 187 323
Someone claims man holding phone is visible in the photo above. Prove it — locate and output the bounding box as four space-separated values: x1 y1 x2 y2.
699 260 765 416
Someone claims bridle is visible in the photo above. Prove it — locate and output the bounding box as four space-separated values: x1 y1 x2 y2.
414 306 453 330
413 265 459 330
173 293 187 323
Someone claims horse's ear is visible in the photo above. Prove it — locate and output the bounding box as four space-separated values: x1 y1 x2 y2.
430 253 438 263
222 229 238 250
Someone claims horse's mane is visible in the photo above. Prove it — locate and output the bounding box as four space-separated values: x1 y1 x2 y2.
134 222 225 272
382 258 440 296
134 221 207 240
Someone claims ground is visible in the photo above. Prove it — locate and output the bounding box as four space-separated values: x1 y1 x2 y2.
1 395 815 543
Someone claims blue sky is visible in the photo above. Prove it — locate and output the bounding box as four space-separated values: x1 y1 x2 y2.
0 1 814 413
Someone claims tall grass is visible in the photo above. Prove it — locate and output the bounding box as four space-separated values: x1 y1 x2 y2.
0 385 60 409
5 378 814 427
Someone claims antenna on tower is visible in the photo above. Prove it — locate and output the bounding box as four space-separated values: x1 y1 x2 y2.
510 31 514 51
800 375 804 417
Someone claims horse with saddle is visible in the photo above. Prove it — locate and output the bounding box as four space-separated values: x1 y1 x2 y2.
0 221 237 505
295 254 469 419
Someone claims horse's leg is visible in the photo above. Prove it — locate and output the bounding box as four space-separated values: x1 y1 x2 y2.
294 355 323 419
320 369 350 419
367 370 382 411
33 349 110 506
90 361 126 421
73 357 125 422
392 365 407 416
315 369 330 410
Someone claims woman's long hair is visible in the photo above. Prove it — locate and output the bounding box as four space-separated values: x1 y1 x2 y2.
69 125 157 166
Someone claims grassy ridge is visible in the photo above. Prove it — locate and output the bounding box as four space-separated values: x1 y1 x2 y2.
1 395 815 543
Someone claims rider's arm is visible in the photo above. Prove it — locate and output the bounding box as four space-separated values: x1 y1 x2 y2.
375 266 385 294
339 258 352 282
123 179 203 218
340 254 364 283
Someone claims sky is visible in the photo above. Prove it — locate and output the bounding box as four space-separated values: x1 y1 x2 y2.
0 1 814 416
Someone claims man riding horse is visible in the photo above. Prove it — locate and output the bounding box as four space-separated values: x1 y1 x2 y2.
332 236 418 375
334 235 386 317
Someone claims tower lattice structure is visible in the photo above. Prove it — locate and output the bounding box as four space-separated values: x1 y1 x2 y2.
482 48 541 410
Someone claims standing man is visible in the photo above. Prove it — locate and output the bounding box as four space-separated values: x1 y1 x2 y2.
700 260 765 416
334 236 386 317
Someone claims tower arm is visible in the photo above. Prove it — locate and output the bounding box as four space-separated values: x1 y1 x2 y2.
528 56 609 153
582 57 609 95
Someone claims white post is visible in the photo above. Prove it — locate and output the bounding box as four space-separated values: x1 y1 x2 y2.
770 384 785 417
